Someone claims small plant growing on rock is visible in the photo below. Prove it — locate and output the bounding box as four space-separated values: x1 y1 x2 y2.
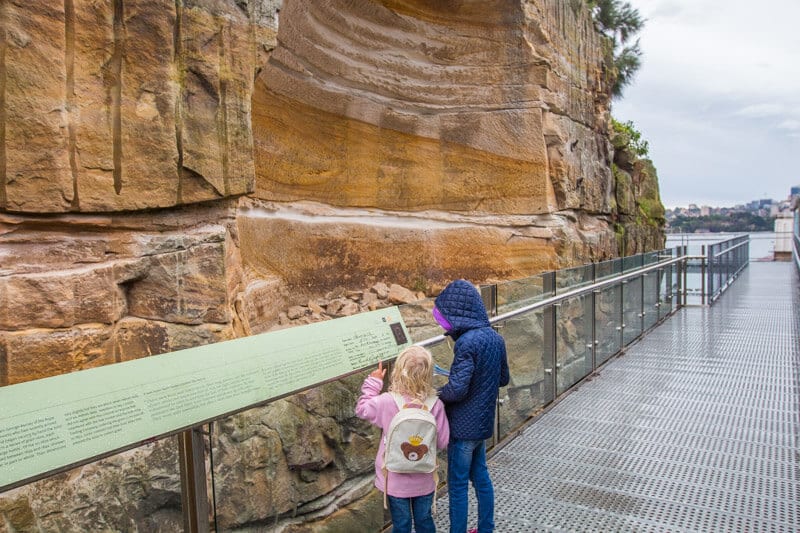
612 117 649 157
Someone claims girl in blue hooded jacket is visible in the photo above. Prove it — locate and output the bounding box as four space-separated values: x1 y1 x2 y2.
433 279 510 533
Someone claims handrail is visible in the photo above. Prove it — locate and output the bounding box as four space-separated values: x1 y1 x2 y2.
794 230 800 271
713 240 748 258
419 254 687 348
705 235 749 304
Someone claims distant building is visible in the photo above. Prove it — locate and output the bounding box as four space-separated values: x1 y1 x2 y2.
774 213 793 261
668 193 796 219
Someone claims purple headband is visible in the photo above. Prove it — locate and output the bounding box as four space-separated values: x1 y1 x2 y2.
432 306 452 331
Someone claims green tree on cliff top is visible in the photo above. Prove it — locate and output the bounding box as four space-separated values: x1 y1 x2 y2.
586 0 645 98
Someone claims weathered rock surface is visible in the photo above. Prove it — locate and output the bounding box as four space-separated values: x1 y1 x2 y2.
253 0 608 212
0 439 183 533
611 127 666 254
237 197 620 295
0 202 244 385
248 0 622 284
0 0 258 213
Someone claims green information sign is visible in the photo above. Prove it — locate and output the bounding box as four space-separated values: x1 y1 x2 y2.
0 307 411 492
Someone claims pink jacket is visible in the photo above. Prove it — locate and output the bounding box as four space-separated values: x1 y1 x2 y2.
355 376 450 498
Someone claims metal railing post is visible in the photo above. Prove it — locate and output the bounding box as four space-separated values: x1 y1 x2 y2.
640 271 646 333
670 246 686 308
542 272 556 402
179 428 210 533
682 245 688 306
482 283 500 447
618 280 626 348
590 263 597 371
700 245 707 306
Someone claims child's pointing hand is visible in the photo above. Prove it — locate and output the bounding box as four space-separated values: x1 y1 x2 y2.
369 360 386 380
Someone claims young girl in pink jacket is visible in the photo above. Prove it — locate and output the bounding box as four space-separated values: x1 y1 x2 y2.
356 345 450 533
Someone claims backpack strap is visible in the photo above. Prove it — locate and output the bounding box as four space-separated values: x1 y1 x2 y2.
389 391 405 410
384 392 402 510
383 466 389 510
422 394 438 411
432 468 439 515
426 394 441 514
390 392 438 411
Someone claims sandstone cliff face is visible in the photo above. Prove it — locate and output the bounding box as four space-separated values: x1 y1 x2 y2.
0 0 260 212
0 203 241 381
0 0 663 530
611 128 666 255
247 0 619 292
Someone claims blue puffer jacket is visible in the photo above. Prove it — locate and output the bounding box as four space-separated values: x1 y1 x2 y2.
435 279 510 441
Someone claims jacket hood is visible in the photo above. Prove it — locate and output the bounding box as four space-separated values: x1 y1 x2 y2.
433 279 490 336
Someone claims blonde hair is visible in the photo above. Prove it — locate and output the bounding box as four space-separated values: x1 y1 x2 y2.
389 345 436 402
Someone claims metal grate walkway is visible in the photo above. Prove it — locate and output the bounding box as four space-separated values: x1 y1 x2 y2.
434 261 800 532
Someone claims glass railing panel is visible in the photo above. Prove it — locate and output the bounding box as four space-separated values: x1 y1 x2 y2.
642 270 660 330
642 250 661 266
496 308 553 441
622 277 643 345
622 253 643 273
1 436 184 531
397 299 457 387
685 255 703 305
398 298 439 342
656 249 674 318
669 249 681 310
428 339 457 392
555 295 592 395
795 231 800 267
555 264 594 295
494 273 550 312
706 246 719 299
595 257 623 281
210 378 390 532
659 264 673 319
595 285 621 365
723 254 732 286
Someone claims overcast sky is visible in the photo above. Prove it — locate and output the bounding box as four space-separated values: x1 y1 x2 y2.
611 0 800 209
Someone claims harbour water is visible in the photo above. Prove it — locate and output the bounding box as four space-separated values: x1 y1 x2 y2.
665 231 775 261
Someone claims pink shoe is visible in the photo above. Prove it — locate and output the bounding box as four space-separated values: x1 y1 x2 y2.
468 529 477 533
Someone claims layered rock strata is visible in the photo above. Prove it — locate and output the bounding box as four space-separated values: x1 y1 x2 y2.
237 197 619 295
0 202 242 384
250 0 619 289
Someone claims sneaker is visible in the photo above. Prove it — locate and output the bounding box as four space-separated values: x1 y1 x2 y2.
468 529 478 533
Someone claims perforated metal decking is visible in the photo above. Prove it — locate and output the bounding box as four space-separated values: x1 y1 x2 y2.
433 262 799 532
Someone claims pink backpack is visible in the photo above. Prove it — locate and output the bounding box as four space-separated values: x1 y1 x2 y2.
381 392 440 510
